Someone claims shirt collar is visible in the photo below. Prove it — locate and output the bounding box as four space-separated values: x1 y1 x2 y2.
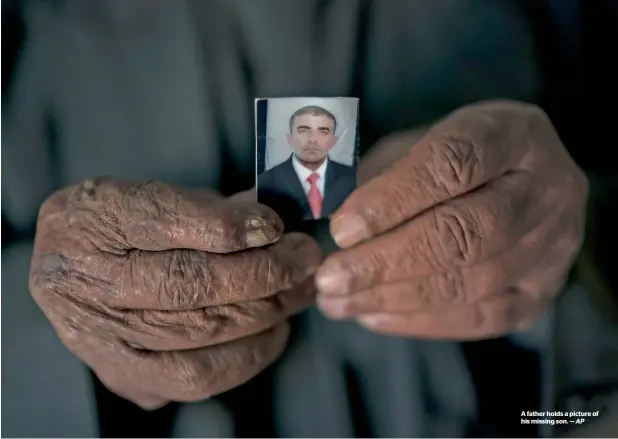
292 154 328 182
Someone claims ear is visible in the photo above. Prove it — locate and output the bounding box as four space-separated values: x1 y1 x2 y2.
329 135 339 148
287 133 293 147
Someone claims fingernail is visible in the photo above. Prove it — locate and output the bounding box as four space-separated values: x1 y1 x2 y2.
245 217 279 247
246 228 277 247
315 263 351 295
317 296 349 319
330 214 369 248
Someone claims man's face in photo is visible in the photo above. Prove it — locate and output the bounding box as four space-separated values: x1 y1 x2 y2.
288 113 338 164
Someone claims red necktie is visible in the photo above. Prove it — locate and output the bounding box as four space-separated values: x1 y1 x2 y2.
306 173 323 219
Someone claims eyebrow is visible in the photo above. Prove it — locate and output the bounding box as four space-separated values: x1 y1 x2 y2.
296 125 332 133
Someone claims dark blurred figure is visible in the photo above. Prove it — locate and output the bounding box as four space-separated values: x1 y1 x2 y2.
2 1 617 438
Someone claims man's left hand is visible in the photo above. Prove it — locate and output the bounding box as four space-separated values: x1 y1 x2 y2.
316 100 588 340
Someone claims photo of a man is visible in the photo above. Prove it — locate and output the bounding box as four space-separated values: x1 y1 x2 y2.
257 99 358 222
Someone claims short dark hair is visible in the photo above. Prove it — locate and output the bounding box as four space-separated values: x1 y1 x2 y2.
289 105 337 133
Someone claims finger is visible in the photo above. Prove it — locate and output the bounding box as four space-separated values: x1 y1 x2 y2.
229 188 257 204
127 232 321 309
48 309 292 403
39 179 283 253
129 277 315 351
73 277 316 351
31 232 322 310
110 324 291 403
317 261 510 320
356 291 548 340
317 197 573 318
330 101 547 248
316 172 541 295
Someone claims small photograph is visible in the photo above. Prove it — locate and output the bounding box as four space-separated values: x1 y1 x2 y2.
255 97 359 223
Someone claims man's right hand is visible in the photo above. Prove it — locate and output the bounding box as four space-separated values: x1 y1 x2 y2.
29 179 321 410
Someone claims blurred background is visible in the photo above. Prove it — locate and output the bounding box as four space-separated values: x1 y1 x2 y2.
2 0 618 437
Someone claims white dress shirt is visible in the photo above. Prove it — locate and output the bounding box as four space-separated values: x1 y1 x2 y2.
292 155 328 197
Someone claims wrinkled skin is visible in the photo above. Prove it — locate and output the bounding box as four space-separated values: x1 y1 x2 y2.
29 180 322 409
29 99 589 409
317 100 589 339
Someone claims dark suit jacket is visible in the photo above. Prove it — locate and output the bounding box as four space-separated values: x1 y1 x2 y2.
257 155 356 224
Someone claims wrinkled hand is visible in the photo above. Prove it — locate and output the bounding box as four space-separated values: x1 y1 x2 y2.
30 180 321 409
316 100 588 339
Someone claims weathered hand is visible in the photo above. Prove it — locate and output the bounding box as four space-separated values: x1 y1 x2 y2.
30 179 321 409
316 100 588 339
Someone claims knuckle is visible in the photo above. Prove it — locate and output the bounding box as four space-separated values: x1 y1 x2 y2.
29 253 71 299
428 136 483 192
39 180 101 220
122 181 185 228
523 103 552 128
40 182 128 252
120 181 178 243
69 179 103 204
29 255 122 337
122 180 160 207
503 101 552 136
155 250 206 309
429 271 468 305
431 208 482 268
